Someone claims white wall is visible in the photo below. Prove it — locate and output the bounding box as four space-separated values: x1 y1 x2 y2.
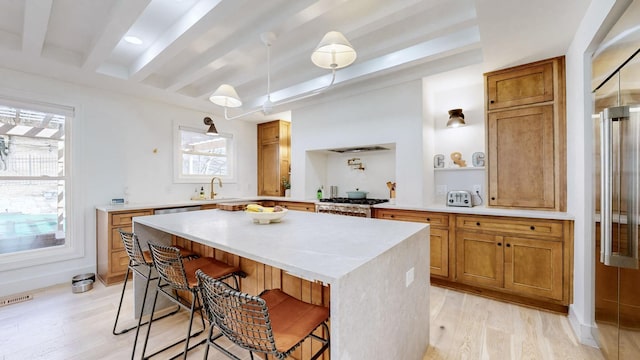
290 80 425 206
423 64 486 205
565 0 632 346
322 149 396 199
0 68 257 296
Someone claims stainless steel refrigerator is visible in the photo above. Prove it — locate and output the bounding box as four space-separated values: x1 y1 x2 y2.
593 2 640 358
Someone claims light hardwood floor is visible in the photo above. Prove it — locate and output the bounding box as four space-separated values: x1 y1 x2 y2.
0 281 604 359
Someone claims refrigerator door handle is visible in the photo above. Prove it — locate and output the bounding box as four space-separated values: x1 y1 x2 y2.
600 105 640 269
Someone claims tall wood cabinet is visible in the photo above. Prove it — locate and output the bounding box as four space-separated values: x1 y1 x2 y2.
485 56 566 211
257 120 290 196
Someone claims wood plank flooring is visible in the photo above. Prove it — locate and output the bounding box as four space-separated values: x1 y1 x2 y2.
0 281 604 359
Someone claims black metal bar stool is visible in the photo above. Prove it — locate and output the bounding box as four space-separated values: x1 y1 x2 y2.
196 269 330 360
140 242 245 360
112 230 199 359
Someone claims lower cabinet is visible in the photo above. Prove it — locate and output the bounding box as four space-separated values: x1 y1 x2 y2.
373 209 450 278
456 230 564 301
97 208 153 285
374 209 573 311
455 215 570 306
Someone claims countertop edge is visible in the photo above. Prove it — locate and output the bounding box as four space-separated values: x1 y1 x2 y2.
96 197 575 221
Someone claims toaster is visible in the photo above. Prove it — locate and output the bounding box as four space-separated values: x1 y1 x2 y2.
447 190 473 207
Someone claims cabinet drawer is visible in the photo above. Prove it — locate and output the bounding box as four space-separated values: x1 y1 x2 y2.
111 226 132 250
111 210 153 226
110 250 130 274
375 209 449 227
456 216 563 239
276 201 315 212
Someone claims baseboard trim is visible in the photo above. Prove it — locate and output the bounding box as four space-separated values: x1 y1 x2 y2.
568 305 599 348
0 265 95 297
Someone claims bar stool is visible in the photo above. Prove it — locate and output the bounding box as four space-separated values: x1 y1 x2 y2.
112 231 198 359
141 242 244 360
196 269 330 360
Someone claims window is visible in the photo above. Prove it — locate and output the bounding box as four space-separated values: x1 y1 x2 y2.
175 125 235 183
0 102 68 255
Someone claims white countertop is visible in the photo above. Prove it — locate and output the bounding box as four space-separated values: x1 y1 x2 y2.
133 209 428 284
97 196 574 221
373 203 575 220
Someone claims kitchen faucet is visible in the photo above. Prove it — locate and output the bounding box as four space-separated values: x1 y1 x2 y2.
210 177 222 199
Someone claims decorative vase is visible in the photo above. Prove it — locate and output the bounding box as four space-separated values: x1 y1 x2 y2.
285 189 291 197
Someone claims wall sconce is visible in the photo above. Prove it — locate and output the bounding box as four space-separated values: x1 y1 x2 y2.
446 109 466 128
204 117 218 135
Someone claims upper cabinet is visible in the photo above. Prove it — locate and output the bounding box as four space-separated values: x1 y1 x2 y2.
257 120 290 196
486 61 555 110
485 56 566 211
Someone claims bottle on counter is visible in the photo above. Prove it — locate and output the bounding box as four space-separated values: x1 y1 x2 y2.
317 186 323 199
199 186 205 199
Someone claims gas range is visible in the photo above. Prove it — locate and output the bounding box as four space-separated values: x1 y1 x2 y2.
316 198 389 217
319 198 389 205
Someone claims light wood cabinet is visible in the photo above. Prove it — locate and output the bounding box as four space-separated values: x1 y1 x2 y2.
455 215 569 303
258 120 290 196
485 56 566 211
486 60 554 110
96 208 153 285
275 201 316 212
373 209 450 278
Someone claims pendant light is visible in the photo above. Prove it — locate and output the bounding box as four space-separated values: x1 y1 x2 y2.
209 31 356 120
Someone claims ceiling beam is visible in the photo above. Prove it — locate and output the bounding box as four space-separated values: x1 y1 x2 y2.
22 0 53 56
82 0 152 72
235 26 481 111
165 0 322 92
128 0 225 82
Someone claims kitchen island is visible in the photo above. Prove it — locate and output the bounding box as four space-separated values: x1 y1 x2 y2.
133 209 430 360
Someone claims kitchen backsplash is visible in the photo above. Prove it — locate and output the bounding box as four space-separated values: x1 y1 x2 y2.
323 149 396 199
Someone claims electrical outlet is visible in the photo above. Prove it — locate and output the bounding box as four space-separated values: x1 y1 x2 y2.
473 184 481 194
436 185 448 195
405 267 415 287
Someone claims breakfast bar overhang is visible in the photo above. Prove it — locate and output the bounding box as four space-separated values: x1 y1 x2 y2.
133 209 430 359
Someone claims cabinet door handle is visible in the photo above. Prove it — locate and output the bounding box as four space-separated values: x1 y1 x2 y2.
491 197 495 200
390 215 395 218
490 100 495 104
497 242 502 246
530 226 536 231
506 243 511 247
476 222 481 226
426 218 431 221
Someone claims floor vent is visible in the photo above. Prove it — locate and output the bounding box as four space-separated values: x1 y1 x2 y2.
0 293 34 307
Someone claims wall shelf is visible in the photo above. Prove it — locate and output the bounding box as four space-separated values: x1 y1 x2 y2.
434 167 485 171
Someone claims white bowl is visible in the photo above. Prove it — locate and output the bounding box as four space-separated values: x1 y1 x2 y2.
245 208 288 224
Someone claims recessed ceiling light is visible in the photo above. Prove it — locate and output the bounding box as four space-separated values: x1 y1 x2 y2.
124 36 143 45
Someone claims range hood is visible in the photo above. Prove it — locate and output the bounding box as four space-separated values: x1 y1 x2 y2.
327 145 390 153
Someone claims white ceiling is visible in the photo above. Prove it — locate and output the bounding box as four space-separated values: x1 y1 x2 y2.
0 0 592 121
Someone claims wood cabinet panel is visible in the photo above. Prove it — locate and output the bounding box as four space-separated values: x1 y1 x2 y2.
504 236 563 300
96 209 152 285
456 215 563 239
485 56 565 211
374 208 449 227
258 120 290 196
373 208 450 278
456 231 503 288
276 201 315 212
430 228 449 277
486 61 554 110
454 215 569 306
488 105 555 209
